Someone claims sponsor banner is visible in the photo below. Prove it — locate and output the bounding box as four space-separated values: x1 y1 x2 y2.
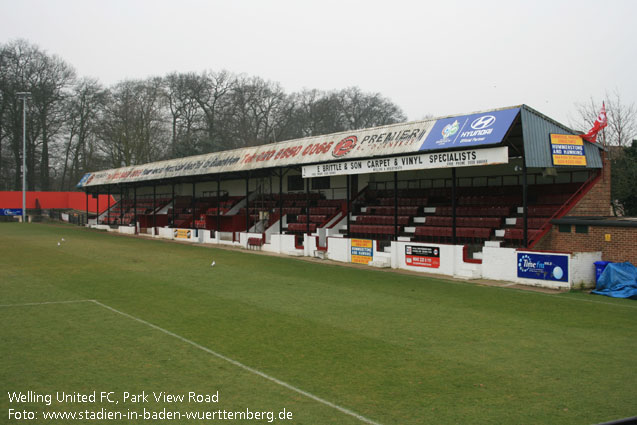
173 228 192 239
405 245 440 268
517 252 568 282
0 208 23 216
550 134 587 166
351 239 373 265
78 107 520 188
78 121 434 187
303 146 508 178
419 108 519 151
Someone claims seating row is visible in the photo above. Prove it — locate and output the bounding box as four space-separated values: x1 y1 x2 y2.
350 225 400 235
513 217 549 229
414 226 492 240
458 195 521 206
296 215 328 223
503 228 540 241
354 215 410 225
367 206 420 216
377 197 428 206
309 207 339 216
525 205 560 217
434 206 511 217
423 216 502 228
287 223 317 233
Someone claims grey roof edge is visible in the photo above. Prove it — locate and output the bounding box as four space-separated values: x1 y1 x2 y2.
520 104 604 151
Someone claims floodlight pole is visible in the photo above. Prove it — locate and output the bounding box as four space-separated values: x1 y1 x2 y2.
16 92 31 223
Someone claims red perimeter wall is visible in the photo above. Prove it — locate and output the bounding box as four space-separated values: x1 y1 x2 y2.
0 191 115 214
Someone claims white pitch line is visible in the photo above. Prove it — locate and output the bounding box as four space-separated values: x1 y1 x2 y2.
0 299 95 308
90 300 384 425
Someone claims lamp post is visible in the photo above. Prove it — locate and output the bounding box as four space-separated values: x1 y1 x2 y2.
16 92 31 223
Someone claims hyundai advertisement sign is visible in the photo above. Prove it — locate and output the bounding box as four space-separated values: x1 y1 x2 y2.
517 252 569 282
420 108 520 151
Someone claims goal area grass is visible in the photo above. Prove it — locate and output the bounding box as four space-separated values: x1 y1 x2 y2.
1 222 636 424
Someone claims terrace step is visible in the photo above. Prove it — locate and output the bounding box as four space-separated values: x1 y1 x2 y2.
369 255 391 268
484 240 502 248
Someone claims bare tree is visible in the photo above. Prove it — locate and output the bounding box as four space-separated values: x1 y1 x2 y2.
2 39 414 189
98 78 167 167
227 76 294 147
336 86 406 130
573 91 637 216
59 78 106 189
0 39 75 190
189 70 235 152
162 72 205 157
289 89 345 137
573 90 637 148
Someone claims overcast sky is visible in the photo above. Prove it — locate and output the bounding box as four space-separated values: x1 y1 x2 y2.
1 0 635 128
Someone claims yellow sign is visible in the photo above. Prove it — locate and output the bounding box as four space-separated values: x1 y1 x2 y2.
174 228 192 239
605 233 611 242
550 134 587 166
351 239 373 264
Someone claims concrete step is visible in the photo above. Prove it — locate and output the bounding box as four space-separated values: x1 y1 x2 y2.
369 256 391 268
456 267 481 279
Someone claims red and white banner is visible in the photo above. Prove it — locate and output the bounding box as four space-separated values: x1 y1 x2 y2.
581 102 607 144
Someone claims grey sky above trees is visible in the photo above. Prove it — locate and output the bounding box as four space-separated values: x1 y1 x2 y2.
0 40 406 191
1 0 635 124
1 0 636 193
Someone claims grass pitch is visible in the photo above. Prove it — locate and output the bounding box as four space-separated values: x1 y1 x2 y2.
1 222 636 424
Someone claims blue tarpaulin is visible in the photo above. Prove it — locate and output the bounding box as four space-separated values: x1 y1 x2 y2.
592 262 637 299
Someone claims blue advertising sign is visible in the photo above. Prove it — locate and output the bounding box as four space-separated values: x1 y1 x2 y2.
0 208 23 216
76 173 93 188
517 252 568 282
420 108 520 151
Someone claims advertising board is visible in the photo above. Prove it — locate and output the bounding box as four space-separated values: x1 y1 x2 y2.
405 245 440 268
517 252 568 282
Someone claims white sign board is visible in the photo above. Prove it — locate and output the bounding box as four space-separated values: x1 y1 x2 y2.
302 146 509 178
77 107 520 187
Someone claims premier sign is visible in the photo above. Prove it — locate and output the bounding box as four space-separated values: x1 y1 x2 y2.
78 107 520 188
302 146 508 178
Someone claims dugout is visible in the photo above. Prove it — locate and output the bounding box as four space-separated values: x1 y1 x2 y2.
77 105 608 289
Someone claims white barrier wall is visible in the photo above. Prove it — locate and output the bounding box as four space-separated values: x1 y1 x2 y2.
326 237 351 263
571 251 602 289
482 247 518 282
118 226 135 235
157 227 174 239
108 224 599 290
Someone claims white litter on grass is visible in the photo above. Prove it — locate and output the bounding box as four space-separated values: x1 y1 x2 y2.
57 242 61 246
61 238 65 242
210 260 216 267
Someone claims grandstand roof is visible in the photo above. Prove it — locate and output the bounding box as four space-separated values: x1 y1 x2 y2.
77 104 603 188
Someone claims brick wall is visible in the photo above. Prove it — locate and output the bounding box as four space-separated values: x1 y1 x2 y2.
535 224 637 264
568 155 612 216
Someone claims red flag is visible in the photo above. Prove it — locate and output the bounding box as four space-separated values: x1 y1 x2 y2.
581 102 607 143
